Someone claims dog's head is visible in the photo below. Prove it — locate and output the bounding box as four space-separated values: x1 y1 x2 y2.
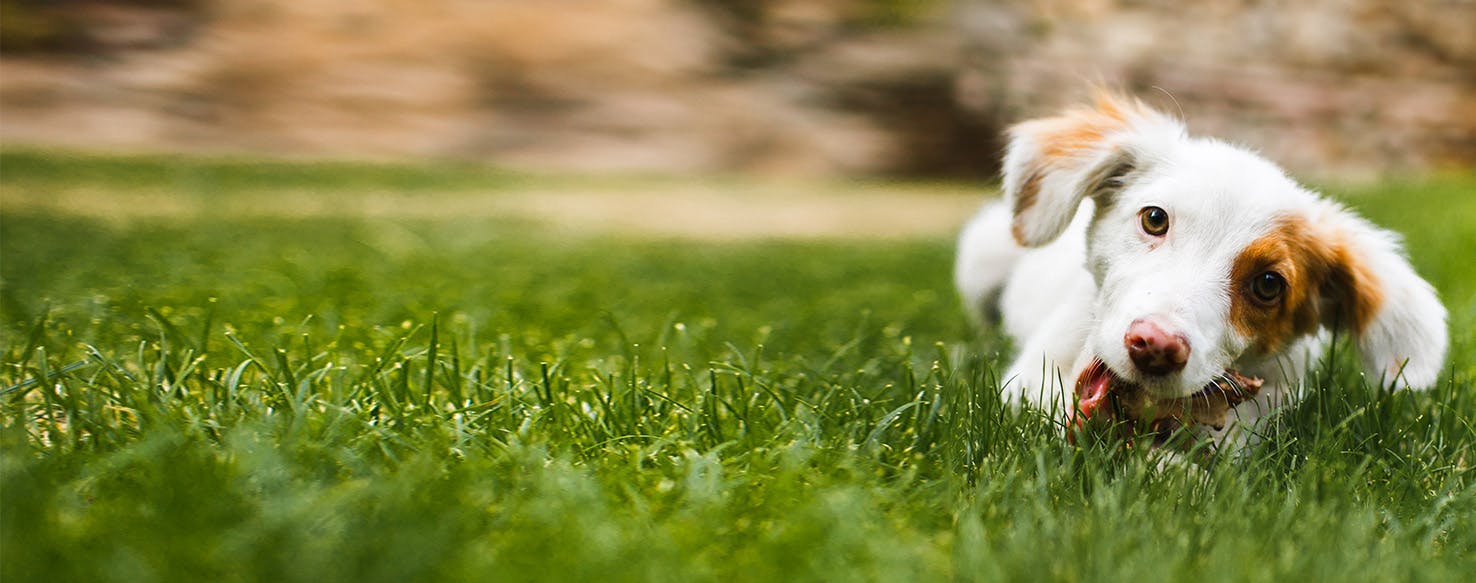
1003 92 1447 399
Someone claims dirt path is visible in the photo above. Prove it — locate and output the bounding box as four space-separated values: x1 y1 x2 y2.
1 180 988 240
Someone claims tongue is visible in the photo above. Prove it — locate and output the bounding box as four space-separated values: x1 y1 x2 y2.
1071 361 1113 429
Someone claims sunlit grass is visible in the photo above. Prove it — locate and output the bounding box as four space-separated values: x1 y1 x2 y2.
3 151 1474 582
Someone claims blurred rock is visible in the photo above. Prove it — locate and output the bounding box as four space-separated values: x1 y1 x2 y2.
957 0 1476 178
1 0 1470 178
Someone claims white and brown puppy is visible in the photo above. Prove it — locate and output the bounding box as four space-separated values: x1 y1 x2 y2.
955 92 1447 444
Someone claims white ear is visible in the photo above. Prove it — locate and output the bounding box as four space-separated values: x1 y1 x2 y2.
1315 206 1449 388
1001 93 1184 247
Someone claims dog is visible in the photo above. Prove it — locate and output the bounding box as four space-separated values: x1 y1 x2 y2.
954 92 1448 448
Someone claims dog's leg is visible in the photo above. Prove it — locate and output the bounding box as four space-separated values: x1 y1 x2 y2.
955 202 1024 326
1001 304 1091 412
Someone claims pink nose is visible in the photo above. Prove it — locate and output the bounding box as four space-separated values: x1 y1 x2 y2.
1124 319 1189 376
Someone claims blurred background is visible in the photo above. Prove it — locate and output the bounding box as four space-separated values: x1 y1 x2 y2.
2 0 1473 180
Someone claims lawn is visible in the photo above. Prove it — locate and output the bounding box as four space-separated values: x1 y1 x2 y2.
2 149 1475 582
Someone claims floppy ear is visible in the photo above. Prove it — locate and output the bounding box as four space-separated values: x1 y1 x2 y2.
1001 93 1184 247
1314 207 1449 389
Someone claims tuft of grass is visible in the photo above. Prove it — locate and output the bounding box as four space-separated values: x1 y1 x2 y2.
2 151 1475 582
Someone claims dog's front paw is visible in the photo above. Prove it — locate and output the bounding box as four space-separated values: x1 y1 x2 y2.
1000 365 1073 413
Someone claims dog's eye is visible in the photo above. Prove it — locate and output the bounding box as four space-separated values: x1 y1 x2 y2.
1250 272 1285 304
1139 206 1170 236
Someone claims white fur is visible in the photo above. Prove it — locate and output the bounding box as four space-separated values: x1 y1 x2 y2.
956 95 1449 443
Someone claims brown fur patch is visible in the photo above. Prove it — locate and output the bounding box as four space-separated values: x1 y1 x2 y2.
1327 236 1384 334
1010 169 1044 244
1230 216 1384 355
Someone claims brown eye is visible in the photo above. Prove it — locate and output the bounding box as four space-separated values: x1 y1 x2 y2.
1139 206 1170 236
1251 271 1285 304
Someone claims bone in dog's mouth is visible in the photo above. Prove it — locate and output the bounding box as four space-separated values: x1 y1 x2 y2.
1070 358 1264 439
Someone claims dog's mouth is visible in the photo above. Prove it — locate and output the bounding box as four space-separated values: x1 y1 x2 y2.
1070 358 1265 440
1074 359 1119 423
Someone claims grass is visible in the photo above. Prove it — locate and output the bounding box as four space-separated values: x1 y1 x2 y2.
2 149 1475 582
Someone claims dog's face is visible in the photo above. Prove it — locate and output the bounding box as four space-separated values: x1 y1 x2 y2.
1002 93 1447 399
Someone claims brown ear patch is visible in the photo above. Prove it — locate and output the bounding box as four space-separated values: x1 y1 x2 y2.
1042 93 1155 157
1230 216 1384 355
